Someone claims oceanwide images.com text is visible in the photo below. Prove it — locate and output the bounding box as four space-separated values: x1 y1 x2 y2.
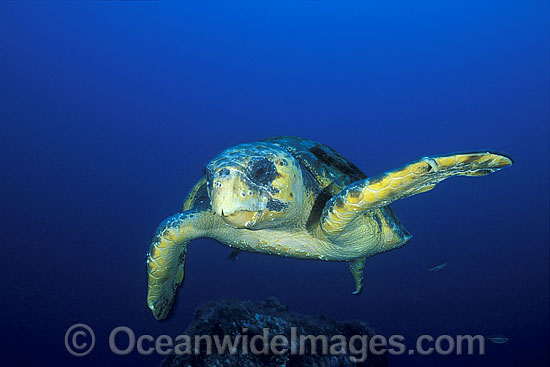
65 323 486 361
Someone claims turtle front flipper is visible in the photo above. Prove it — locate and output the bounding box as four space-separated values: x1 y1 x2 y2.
321 152 512 236
146 210 211 320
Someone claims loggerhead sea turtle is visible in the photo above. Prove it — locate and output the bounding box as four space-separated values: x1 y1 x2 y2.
146 136 512 320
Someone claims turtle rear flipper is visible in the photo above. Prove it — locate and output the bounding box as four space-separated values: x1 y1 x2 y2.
349 257 367 294
146 210 211 320
321 152 512 236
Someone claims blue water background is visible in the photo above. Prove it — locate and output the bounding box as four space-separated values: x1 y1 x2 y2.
1 1 548 366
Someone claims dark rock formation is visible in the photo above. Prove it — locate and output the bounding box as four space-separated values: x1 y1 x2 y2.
160 297 388 367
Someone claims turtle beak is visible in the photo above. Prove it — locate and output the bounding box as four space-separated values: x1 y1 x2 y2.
220 209 262 228
209 167 266 228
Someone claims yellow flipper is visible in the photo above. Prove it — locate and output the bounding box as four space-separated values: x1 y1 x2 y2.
146 210 209 320
321 152 512 236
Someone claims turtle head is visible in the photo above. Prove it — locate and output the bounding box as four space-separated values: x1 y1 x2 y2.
206 142 305 229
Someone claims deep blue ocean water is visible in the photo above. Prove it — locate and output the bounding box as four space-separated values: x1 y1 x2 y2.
1 1 548 366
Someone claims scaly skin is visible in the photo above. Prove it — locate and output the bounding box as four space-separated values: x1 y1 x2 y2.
146 138 512 320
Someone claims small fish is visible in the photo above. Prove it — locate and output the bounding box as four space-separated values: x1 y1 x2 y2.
487 335 509 344
228 249 241 261
428 262 448 272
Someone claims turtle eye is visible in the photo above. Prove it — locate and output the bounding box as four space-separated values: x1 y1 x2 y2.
218 168 230 177
247 158 276 186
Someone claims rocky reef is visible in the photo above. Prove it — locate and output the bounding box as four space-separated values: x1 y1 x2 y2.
160 297 388 367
